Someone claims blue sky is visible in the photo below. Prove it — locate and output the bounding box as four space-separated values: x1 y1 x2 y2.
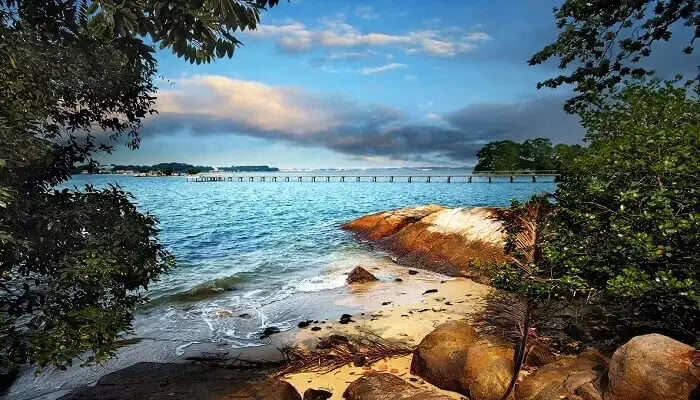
105 0 588 169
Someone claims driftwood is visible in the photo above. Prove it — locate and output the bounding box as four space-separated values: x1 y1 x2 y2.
275 332 414 377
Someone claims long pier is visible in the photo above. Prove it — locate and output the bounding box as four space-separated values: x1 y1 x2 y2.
186 171 559 183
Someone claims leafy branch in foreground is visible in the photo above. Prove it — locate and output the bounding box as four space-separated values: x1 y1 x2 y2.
530 0 698 112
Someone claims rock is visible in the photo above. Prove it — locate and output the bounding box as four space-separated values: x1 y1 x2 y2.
460 336 515 400
346 267 378 284
260 327 281 339
58 362 301 400
343 373 454 400
410 320 478 393
215 310 233 317
297 320 313 328
516 349 608 400
423 289 438 295
339 314 353 324
602 334 699 400
343 206 506 277
408 269 419 275
303 388 332 400
394 278 403 282
341 205 444 241
238 313 252 319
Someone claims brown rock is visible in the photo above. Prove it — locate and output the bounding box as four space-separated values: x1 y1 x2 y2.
602 334 699 400
516 349 608 400
410 320 478 393
59 362 301 400
303 388 332 400
461 336 515 400
341 205 444 241
343 373 454 400
346 267 377 284
343 206 506 277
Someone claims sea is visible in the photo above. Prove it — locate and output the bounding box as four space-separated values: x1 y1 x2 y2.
8 168 555 400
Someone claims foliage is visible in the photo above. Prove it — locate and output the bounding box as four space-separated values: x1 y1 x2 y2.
494 81 700 342
186 167 202 175
0 0 280 369
159 167 175 176
113 163 213 173
530 0 698 112
474 138 584 172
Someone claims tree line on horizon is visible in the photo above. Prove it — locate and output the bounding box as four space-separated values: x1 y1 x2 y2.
473 138 585 172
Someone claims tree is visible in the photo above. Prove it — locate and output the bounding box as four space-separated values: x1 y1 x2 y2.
494 81 700 343
0 0 280 370
521 138 556 170
473 139 581 172
529 0 698 113
160 167 175 176
473 140 522 171
186 167 202 175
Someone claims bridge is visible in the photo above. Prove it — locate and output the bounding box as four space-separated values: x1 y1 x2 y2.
186 171 559 183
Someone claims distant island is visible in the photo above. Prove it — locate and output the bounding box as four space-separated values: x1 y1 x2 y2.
71 163 279 176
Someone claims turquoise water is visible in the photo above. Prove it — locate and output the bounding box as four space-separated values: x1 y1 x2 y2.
64 171 555 346
9 171 555 399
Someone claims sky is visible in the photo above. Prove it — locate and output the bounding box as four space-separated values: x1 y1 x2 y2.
100 0 689 169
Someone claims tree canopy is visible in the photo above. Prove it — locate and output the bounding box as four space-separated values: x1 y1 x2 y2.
530 0 698 112
473 138 584 172
0 0 280 369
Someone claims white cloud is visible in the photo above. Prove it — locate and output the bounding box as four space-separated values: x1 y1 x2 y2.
426 113 442 121
361 63 406 75
355 6 379 20
245 20 491 57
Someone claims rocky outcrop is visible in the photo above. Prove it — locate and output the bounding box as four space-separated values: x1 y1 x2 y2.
342 373 454 400
342 206 505 277
346 266 377 284
410 320 479 393
303 388 332 400
602 334 699 400
341 204 444 241
460 336 515 400
516 349 608 400
59 362 301 400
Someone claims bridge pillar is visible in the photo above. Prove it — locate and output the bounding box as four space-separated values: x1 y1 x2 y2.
390 176 394 183
298 176 302 182
488 176 492 183
468 176 472 183
261 177 265 182
532 175 536 183
356 176 360 182
426 176 431 183
341 176 345 182
408 177 412 183
510 176 514 183
447 176 451 183
285 176 290 182
326 176 330 182
312 177 316 182
372 176 376 182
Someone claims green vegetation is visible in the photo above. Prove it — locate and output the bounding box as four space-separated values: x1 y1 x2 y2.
0 0 279 370
473 138 584 172
186 167 202 175
494 0 699 348
529 0 698 112
112 163 214 174
220 165 280 172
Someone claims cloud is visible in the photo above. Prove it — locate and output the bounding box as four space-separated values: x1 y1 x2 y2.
244 19 491 57
146 76 584 165
355 6 379 20
361 63 406 75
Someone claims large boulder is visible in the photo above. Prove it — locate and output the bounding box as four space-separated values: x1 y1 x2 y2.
460 336 515 400
342 373 454 400
602 334 699 400
59 362 301 400
516 349 608 400
346 266 377 284
410 320 479 393
341 205 444 240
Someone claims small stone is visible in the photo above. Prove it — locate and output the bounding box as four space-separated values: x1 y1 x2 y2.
346 267 378 284
311 326 322 332
237 313 251 318
394 278 403 282
297 320 313 328
408 269 419 275
423 289 438 295
260 327 280 339
214 310 233 317
303 388 332 400
382 301 392 306
339 314 354 324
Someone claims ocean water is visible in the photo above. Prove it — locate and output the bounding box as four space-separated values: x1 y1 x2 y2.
9 170 555 399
